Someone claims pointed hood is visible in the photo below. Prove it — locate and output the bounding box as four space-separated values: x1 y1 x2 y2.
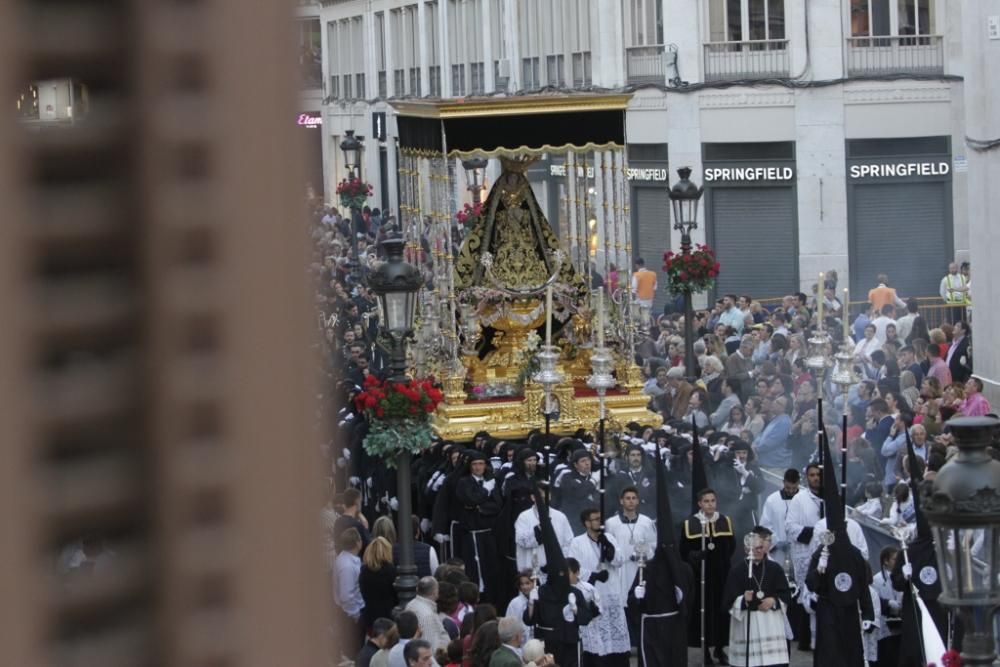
905 427 932 541
820 427 846 539
690 416 708 514
532 487 570 595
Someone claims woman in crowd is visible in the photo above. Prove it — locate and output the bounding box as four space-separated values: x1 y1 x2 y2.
786 333 806 367
467 619 501 667
929 328 949 358
684 387 711 429
359 537 398 633
744 396 765 438
462 604 497 667
724 404 749 437
854 324 882 376
899 373 921 411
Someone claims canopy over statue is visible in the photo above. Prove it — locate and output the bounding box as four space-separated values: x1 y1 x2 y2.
389 93 660 441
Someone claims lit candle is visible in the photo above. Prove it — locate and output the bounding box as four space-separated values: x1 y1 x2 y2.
545 285 553 347
817 273 824 331
596 290 605 348
843 288 850 341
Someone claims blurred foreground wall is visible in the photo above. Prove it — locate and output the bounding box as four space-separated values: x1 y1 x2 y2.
0 0 329 664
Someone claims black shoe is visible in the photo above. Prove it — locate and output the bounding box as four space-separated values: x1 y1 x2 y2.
703 652 715 666
713 651 729 666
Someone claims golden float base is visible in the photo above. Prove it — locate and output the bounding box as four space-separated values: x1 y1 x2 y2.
432 370 662 442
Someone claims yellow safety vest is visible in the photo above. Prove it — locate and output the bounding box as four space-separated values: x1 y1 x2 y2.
943 274 970 305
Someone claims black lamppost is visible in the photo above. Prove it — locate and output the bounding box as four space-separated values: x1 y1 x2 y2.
368 236 423 607
340 129 364 283
462 157 488 204
668 167 704 383
922 416 1000 666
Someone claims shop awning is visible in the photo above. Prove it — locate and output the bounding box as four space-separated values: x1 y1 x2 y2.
390 93 630 157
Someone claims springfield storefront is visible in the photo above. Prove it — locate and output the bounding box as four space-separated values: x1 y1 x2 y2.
846 137 953 299
703 142 799 300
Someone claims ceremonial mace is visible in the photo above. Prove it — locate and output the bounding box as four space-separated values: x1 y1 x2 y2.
588 290 615 524
743 533 760 667
832 331 860 515
700 512 708 661
635 541 650 587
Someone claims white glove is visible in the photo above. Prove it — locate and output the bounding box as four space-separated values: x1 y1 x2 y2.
389 497 399 511
902 563 913 580
818 552 829 573
343 449 352 461
733 459 746 474
562 604 575 622
862 620 875 634
675 586 684 603
349 476 361 487
529 588 539 603
434 533 450 544
889 600 902 613
634 585 646 600
663 454 672 471
567 593 577 614
336 457 347 469
365 477 373 489
420 518 432 535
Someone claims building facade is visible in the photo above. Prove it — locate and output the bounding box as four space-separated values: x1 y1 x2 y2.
309 0 969 307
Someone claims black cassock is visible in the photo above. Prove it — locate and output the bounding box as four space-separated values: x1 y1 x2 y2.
680 513 736 651
891 537 949 667
526 584 595 667
805 542 874 667
722 558 792 667
454 474 501 604
628 545 694 667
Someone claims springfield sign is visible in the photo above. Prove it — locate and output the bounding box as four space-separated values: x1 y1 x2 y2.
704 167 794 181
849 162 950 178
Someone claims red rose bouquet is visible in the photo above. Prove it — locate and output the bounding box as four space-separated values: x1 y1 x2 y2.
455 201 483 226
353 375 444 464
662 244 720 295
336 176 373 210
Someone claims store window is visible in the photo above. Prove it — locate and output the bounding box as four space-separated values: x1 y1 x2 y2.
708 0 785 42
298 19 322 89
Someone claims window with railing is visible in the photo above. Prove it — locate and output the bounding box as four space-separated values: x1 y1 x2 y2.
329 75 340 99
522 57 541 89
546 54 565 87
470 62 485 95
355 73 366 99
342 74 353 99
705 0 788 80
624 0 665 83
378 71 387 98
572 51 592 87
626 45 666 84
430 66 442 97
394 69 406 95
453 63 467 96
847 0 942 75
375 12 388 97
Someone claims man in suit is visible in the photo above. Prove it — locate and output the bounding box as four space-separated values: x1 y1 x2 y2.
724 336 754 402
946 320 972 383
491 617 529 667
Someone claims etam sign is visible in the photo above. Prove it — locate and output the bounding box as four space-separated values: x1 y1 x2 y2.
849 162 950 178
297 113 322 128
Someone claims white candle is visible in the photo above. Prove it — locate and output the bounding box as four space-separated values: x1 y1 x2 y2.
843 288 850 341
817 273 824 331
545 285 553 347
596 290 605 348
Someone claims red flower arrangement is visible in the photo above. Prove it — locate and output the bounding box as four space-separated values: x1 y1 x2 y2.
336 176 373 210
930 649 962 667
662 244 720 295
353 374 444 464
455 201 483 226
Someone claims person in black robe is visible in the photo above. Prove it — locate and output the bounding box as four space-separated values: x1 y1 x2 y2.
495 447 541 606
525 488 595 667
722 527 792 667
430 447 466 560
454 450 502 604
628 438 694 667
553 447 599 536
681 487 736 665
805 434 875 667
609 442 657 519
892 436 949 667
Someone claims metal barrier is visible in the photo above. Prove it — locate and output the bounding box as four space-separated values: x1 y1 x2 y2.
846 35 944 77
704 39 790 81
626 45 666 84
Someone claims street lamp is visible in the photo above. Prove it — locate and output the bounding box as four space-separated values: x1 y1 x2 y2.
668 166 704 383
462 156 488 204
368 236 423 607
340 129 365 283
922 416 1000 666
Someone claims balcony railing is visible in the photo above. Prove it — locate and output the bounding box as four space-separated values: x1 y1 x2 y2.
626 45 665 84
846 34 943 76
703 39 789 81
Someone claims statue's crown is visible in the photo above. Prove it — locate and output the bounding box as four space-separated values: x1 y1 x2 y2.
499 155 540 174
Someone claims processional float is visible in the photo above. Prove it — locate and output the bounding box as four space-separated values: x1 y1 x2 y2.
390 95 660 442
